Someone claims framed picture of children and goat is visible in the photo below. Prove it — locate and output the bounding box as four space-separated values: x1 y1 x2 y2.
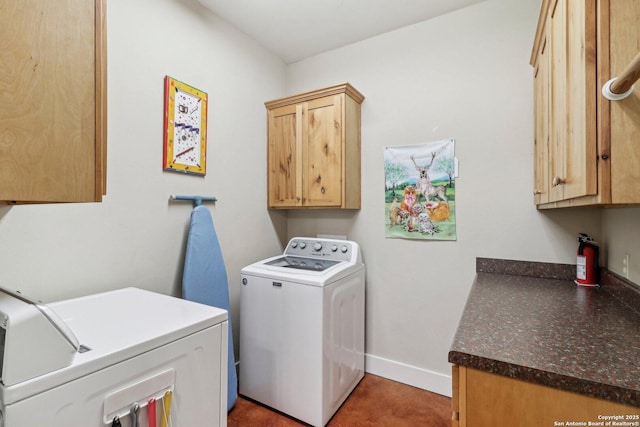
384 139 457 240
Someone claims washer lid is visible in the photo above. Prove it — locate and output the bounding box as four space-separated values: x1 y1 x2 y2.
265 256 340 272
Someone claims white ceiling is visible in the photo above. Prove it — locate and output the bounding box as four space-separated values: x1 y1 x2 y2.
197 0 487 63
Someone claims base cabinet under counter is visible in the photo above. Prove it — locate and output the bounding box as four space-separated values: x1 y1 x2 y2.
451 365 639 427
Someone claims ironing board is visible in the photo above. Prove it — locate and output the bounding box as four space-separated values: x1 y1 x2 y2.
182 205 237 411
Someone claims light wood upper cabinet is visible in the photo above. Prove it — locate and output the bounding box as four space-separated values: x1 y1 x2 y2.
533 27 550 205
266 84 364 209
531 0 640 208
0 0 107 204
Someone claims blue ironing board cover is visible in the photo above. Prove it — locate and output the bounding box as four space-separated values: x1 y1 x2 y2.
182 205 237 411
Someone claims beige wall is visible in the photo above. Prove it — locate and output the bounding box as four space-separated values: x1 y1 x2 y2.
0 0 288 355
603 208 640 282
284 0 608 393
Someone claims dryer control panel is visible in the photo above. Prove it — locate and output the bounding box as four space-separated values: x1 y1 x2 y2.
284 238 357 262
0 287 79 386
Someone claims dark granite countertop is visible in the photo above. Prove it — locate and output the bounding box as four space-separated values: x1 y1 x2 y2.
448 258 640 407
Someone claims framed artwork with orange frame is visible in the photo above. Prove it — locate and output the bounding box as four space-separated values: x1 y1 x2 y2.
163 76 208 176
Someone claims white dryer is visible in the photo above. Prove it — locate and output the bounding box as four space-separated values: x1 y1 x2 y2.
239 237 365 427
0 287 228 427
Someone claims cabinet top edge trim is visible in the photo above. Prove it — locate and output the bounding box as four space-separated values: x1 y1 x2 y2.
530 0 552 66
265 83 365 109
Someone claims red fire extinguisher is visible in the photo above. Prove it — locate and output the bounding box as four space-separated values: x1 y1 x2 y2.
575 233 599 286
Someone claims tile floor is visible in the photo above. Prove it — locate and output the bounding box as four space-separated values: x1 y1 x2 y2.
228 373 452 426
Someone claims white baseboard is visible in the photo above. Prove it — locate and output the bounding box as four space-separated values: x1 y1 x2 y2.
364 353 452 398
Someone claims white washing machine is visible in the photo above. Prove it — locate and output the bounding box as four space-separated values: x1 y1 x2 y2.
239 237 365 427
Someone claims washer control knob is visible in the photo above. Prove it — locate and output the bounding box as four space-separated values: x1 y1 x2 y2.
313 242 323 251
341 245 348 253
291 241 298 248
299 242 307 249
331 245 338 252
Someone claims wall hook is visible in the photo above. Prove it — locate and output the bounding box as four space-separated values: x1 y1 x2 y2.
169 194 217 207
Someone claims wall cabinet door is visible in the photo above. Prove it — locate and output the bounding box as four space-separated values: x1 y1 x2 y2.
266 84 364 209
0 0 107 204
268 104 302 207
533 32 550 205
541 0 597 203
547 0 567 202
607 0 640 203
560 0 597 200
303 95 343 207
